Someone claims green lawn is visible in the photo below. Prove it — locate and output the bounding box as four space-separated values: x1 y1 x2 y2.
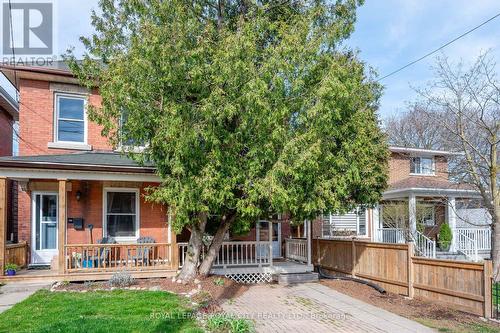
0 289 203 333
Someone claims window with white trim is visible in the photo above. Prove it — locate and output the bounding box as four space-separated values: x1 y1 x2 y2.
55 94 86 143
419 204 435 226
410 157 434 175
322 208 368 237
104 189 139 241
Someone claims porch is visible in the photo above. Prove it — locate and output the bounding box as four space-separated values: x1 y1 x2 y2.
374 187 491 261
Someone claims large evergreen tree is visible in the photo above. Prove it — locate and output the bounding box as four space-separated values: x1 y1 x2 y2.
67 0 388 280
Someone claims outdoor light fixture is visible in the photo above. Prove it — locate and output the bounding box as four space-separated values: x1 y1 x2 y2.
76 190 82 201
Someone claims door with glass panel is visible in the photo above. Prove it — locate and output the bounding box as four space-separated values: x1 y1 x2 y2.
31 193 58 265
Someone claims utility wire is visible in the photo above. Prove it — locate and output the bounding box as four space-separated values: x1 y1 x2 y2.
378 12 500 81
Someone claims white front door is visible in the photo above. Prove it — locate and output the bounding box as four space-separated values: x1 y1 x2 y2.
31 192 58 265
256 220 281 258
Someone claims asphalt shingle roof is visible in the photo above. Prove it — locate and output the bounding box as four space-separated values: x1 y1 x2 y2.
0 151 154 169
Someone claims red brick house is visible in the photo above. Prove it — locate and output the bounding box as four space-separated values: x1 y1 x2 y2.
322 147 489 261
0 63 315 283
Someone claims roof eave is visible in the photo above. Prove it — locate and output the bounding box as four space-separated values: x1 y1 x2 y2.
0 159 156 174
389 146 463 157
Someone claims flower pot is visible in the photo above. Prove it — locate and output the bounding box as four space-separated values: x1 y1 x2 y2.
5 269 16 276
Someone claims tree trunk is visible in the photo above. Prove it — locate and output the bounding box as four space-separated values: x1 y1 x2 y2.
493 210 500 281
198 214 236 276
177 213 207 282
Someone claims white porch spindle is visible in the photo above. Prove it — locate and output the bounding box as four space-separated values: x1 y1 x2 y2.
447 196 457 252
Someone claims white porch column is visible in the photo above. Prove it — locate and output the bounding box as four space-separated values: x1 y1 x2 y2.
373 204 381 242
448 196 457 252
268 221 273 266
306 220 312 266
409 193 417 239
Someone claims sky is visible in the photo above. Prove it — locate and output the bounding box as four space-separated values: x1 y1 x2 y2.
3 0 500 120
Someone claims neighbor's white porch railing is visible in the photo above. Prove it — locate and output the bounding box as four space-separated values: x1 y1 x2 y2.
414 230 436 258
178 242 206 268
455 230 479 261
178 241 272 268
454 228 491 251
285 238 307 263
375 228 405 244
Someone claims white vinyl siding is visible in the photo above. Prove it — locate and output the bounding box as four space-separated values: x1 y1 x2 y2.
322 208 367 238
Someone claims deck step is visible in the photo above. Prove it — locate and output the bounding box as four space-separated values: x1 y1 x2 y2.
277 272 319 285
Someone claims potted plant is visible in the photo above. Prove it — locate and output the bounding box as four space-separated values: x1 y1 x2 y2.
438 224 452 251
4 263 18 276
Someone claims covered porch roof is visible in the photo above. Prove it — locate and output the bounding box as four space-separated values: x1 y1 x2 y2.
383 177 480 200
0 151 160 182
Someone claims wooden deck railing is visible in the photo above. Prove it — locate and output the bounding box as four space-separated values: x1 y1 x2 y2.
6 242 28 268
285 238 307 263
64 243 173 273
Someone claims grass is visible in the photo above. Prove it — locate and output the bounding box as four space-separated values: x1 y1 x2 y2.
206 314 254 333
0 289 203 333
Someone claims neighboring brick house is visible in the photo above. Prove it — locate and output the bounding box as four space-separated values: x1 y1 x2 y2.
0 86 19 243
322 146 488 261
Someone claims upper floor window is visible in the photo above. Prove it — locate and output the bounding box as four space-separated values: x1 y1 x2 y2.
410 157 434 175
55 94 86 143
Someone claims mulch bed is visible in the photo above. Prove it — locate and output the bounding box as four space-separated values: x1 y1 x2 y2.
53 276 249 311
321 279 500 331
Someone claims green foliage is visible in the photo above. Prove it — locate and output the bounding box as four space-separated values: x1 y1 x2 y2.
4 263 18 272
206 314 254 333
66 0 388 234
0 289 202 332
438 223 452 249
213 277 225 286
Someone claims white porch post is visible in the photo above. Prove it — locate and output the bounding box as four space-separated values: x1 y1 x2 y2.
373 204 381 242
306 220 312 266
448 196 457 252
268 221 273 266
409 193 417 240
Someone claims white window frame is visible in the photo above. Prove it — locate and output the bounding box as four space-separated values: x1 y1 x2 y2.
103 187 140 242
410 156 435 176
54 93 88 144
420 204 436 226
356 208 368 237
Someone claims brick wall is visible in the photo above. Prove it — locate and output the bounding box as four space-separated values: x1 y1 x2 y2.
0 109 13 156
388 152 449 184
18 181 169 255
18 79 112 156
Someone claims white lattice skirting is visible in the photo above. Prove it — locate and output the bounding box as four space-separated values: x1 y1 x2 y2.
224 272 273 284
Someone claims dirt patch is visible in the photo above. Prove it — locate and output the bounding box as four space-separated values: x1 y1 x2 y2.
54 276 248 309
321 279 500 332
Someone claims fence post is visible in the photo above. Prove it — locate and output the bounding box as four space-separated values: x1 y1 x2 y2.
483 259 492 319
351 238 357 277
407 241 414 299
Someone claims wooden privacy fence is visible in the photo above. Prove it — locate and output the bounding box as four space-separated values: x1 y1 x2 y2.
5 242 28 268
313 238 493 318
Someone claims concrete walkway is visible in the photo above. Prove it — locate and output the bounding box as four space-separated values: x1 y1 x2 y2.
0 282 52 314
222 283 435 333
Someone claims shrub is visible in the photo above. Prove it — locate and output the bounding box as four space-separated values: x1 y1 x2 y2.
108 271 135 288
213 277 225 286
438 224 452 250
206 314 254 333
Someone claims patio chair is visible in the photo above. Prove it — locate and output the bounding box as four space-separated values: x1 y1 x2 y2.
82 237 117 268
128 236 156 266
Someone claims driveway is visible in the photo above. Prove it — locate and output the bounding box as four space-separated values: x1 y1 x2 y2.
0 282 52 314
221 283 435 333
